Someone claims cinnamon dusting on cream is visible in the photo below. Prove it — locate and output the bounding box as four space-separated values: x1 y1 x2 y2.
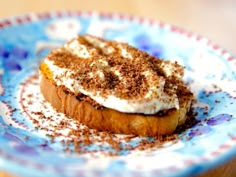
44 35 191 114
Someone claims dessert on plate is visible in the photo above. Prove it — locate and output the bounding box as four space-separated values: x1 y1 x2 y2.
39 34 194 136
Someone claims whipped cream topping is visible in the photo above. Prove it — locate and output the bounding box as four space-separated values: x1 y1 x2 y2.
43 35 184 114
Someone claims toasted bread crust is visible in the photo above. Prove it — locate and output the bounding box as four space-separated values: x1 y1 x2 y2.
40 72 193 136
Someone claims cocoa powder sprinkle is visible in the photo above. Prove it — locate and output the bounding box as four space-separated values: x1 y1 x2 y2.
47 35 189 103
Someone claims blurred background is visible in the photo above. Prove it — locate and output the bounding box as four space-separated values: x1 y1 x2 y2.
0 0 235 54
0 0 235 177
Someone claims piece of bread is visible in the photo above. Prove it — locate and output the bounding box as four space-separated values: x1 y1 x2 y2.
39 35 194 136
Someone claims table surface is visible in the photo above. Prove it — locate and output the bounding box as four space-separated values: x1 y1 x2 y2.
0 0 236 177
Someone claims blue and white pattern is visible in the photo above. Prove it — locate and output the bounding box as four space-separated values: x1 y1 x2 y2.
0 11 236 177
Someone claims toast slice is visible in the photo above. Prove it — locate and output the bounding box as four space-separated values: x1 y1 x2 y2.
39 35 194 136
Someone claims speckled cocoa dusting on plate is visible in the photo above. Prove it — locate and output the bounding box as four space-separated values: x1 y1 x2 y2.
17 73 198 156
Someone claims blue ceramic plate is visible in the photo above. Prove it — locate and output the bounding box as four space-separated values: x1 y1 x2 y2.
0 11 236 177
